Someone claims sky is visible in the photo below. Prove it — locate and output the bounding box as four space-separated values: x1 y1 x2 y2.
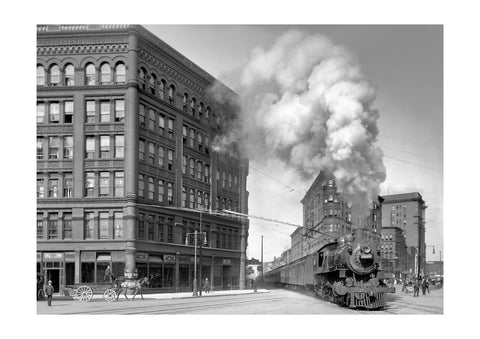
144 24 443 262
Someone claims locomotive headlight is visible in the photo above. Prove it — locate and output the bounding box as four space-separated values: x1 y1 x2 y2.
362 245 371 254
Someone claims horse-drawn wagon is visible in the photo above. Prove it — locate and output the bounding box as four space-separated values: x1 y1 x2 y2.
72 277 149 302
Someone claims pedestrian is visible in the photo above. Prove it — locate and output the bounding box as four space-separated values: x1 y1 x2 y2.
203 277 210 293
413 278 420 297
45 280 54 306
253 279 257 292
104 265 112 283
423 277 430 294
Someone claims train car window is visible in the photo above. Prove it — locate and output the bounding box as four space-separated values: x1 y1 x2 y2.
318 252 324 267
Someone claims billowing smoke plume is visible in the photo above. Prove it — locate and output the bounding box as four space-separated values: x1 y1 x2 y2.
207 30 386 216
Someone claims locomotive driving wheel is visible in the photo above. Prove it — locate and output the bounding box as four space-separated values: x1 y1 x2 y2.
103 288 117 302
76 285 93 302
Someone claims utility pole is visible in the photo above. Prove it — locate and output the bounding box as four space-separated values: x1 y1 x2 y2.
261 235 264 289
199 210 203 296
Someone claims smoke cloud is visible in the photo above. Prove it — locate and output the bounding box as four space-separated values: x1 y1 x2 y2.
207 30 386 216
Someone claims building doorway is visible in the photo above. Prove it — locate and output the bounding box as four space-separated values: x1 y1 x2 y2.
46 269 60 293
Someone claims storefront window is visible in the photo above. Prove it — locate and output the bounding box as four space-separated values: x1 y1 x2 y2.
179 264 190 288
81 262 94 283
112 262 125 279
96 261 109 283
164 264 174 287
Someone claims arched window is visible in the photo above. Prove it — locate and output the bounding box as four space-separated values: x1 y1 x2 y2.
139 68 146 89
168 85 175 104
37 66 45 86
86 63 96 85
159 80 166 100
191 98 197 116
206 106 211 119
115 63 126 84
64 64 75 86
183 93 189 112
149 74 156 95
199 102 204 118
49 64 60 86
100 63 111 84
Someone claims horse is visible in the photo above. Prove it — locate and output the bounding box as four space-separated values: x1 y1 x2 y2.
115 277 149 301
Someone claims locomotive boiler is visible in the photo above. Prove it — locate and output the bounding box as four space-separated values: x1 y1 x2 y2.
264 229 394 310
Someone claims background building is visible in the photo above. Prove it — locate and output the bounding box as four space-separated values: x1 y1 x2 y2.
36 24 249 294
380 226 408 279
381 192 427 277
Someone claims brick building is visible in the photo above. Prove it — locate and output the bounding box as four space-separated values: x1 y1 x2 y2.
36 25 249 294
380 226 408 279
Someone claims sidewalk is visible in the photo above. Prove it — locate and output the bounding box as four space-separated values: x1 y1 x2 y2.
58 288 270 301
387 287 443 309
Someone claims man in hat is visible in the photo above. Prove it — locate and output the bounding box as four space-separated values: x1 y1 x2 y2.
45 280 54 306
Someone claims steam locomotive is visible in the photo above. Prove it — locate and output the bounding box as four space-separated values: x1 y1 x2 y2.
263 229 395 309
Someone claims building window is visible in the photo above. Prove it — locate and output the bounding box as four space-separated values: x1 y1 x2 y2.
199 102 204 118
198 133 203 151
206 106 211 119
49 102 60 123
158 179 164 203
85 63 96 85
114 135 124 159
115 100 124 122
65 64 75 86
114 212 124 239
63 213 72 239
99 172 110 196
114 171 124 197
100 101 110 123
204 193 210 210
85 136 95 159
37 178 45 198
48 136 59 159
159 80 166 100
48 213 59 239
138 215 145 239
167 182 173 205
49 64 60 86
148 109 156 130
158 145 164 167
100 135 110 158
100 63 111 84
190 158 195 177
37 65 45 86
86 100 96 123
64 101 74 123
167 118 174 139
168 85 175 104
167 218 174 243
138 174 145 197
149 74 156 95
222 172 226 188
115 63 126 84
182 186 187 207
197 161 202 180
63 173 73 197
182 155 187 174
37 214 44 238
183 93 189 112
197 191 203 209
158 115 165 134
147 217 155 240
182 126 187 144
139 68 146 90
228 174 232 189
189 188 195 209
139 139 145 161
99 212 110 239
85 172 95 196
37 103 45 123
139 104 146 127
205 165 210 183
148 142 155 164
148 177 154 200
167 150 173 170
191 98 197 117
84 212 94 239
37 137 44 159
189 129 195 147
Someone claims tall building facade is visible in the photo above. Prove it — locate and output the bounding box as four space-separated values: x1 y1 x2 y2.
380 226 408 279
380 193 426 277
36 25 249 294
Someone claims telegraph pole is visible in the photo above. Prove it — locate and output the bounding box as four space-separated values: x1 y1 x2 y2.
199 210 203 296
261 235 264 289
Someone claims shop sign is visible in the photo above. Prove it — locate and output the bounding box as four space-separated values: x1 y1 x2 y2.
81 251 96 261
65 252 75 262
223 259 231 266
112 251 125 262
163 254 176 263
190 257 200 263
149 255 163 263
136 253 148 261
43 252 64 261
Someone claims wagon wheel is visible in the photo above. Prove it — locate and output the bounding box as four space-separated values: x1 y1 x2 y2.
76 285 93 302
103 288 117 302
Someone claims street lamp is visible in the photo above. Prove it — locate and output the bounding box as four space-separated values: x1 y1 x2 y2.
185 229 207 296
